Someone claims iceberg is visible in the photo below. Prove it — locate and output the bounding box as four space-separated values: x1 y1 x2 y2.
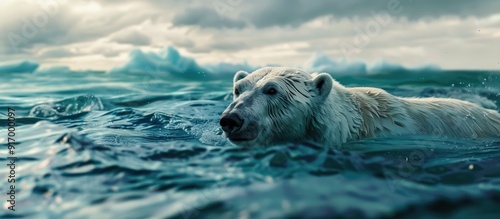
0 60 39 74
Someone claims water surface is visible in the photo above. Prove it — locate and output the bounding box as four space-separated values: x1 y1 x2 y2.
1 69 500 218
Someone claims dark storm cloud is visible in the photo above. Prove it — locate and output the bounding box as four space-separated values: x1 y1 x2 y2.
171 0 500 29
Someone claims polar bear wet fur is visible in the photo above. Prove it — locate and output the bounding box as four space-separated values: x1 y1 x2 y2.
219 67 500 147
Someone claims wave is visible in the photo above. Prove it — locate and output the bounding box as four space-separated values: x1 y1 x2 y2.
0 59 39 73
1 45 446 78
29 95 104 118
109 46 442 78
34 65 103 74
108 46 258 80
303 52 440 75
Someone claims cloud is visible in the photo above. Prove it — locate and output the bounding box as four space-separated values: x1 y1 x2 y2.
172 7 246 29
38 48 76 58
172 14 500 70
0 0 154 54
0 0 499 70
0 1 74 53
171 0 500 29
110 30 151 45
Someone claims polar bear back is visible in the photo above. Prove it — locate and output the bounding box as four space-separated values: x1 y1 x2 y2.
345 87 500 140
403 97 500 138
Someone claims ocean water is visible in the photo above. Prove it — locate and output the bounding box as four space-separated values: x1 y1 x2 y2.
1 68 500 219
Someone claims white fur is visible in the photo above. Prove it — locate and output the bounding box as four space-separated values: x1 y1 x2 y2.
226 67 500 147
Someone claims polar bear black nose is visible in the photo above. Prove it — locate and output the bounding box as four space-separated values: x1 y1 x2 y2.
220 113 243 133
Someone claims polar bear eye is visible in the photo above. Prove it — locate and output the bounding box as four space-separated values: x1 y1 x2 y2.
266 88 277 95
234 88 240 95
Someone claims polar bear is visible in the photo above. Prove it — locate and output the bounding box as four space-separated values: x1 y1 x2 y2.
219 67 500 147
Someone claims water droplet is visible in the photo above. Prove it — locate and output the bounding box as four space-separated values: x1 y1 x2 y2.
468 164 474 170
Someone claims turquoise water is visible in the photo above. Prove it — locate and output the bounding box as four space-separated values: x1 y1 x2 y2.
1 68 500 218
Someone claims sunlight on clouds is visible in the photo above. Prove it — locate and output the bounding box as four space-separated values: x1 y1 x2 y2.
477 14 500 25
71 1 102 13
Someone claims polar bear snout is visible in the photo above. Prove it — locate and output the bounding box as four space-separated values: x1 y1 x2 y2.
220 113 243 133
220 112 259 142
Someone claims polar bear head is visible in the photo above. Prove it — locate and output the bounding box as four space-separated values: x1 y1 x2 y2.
220 67 334 147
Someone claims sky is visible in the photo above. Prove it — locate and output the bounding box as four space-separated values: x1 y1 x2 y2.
1 0 499 71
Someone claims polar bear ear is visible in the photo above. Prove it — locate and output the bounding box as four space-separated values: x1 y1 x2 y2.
233 70 249 83
312 73 333 98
